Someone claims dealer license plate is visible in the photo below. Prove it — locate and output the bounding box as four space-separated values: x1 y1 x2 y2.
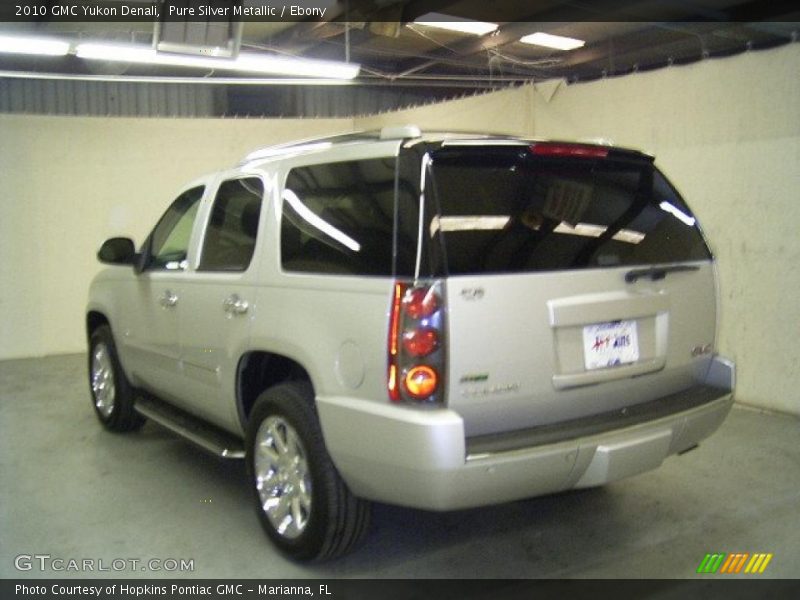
582 320 640 370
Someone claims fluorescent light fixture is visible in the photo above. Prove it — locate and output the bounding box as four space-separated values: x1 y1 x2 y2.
519 32 585 51
414 13 498 36
75 43 360 79
0 35 70 56
0 70 356 85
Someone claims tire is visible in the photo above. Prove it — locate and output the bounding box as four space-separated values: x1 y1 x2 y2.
246 382 370 561
88 325 145 432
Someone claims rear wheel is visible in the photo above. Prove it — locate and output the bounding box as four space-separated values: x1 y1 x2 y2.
246 382 370 561
88 325 145 432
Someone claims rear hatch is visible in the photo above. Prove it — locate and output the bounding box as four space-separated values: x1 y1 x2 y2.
423 142 717 437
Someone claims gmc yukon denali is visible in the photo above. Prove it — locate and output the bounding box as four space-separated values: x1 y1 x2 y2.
86 126 735 560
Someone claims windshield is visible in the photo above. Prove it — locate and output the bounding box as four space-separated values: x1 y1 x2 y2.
425 147 712 276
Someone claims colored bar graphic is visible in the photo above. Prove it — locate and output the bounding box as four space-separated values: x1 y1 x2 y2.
697 553 726 574
698 552 773 574
719 553 749 573
744 553 774 574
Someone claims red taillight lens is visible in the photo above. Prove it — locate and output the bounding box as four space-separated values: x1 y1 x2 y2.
387 282 405 402
530 143 609 158
403 365 439 400
402 328 439 357
402 287 438 319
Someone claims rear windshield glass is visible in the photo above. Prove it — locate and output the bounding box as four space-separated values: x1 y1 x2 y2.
426 147 711 275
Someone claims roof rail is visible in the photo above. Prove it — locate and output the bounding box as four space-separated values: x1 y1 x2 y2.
380 125 421 140
239 125 422 164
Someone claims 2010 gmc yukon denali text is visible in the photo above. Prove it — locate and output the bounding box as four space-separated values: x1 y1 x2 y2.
86 126 735 560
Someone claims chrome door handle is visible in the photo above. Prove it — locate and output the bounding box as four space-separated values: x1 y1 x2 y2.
159 290 178 308
223 294 249 315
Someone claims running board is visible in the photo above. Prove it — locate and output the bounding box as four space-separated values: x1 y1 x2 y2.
134 395 245 460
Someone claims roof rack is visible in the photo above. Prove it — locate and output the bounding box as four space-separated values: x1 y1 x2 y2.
240 125 423 164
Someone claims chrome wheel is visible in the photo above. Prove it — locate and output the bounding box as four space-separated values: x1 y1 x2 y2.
254 416 312 540
91 343 116 418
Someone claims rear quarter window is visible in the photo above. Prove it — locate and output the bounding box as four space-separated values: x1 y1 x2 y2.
280 158 398 276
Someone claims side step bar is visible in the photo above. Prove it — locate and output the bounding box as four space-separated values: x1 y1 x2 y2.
134 395 245 460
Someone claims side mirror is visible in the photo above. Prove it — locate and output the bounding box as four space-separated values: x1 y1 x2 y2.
97 237 137 265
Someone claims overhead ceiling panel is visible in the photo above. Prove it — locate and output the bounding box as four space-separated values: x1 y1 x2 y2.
0 0 797 116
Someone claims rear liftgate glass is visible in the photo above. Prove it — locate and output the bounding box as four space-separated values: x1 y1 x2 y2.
426 142 711 277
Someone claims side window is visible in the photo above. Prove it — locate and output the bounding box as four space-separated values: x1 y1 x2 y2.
148 186 204 270
281 158 397 276
199 177 263 272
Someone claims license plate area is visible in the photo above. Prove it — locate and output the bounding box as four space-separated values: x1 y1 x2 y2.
582 320 640 370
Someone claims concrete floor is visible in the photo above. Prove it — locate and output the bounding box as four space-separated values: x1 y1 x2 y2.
1 354 798 579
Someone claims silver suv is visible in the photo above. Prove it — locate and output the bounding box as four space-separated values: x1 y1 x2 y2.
86 126 735 560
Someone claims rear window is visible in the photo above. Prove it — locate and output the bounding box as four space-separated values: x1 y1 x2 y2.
426 147 712 276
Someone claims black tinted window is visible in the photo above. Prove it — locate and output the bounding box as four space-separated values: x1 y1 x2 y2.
427 148 711 275
281 158 398 276
149 186 204 270
199 178 263 272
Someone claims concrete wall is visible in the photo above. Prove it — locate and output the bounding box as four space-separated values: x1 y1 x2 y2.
0 116 352 360
356 85 535 136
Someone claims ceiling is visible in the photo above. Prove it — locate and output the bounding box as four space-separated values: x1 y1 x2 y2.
251 0 800 86
1 0 798 116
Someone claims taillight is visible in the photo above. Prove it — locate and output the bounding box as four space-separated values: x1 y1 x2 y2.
403 366 439 400
388 281 446 404
402 328 438 357
530 142 609 158
402 287 438 319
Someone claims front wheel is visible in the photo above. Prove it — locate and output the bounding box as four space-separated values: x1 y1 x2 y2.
88 325 145 432
246 382 370 561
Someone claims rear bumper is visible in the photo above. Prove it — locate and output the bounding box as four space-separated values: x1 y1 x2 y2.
317 355 735 511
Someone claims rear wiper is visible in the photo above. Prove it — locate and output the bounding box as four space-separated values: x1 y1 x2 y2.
625 265 700 283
